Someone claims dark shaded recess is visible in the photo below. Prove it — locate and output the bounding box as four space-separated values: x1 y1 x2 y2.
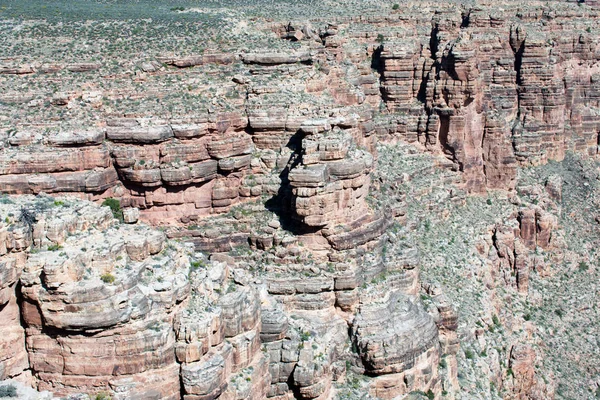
416 70 430 104
461 10 471 28
264 132 322 236
513 41 525 86
439 49 460 82
429 25 440 60
287 372 302 399
438 114 452 157
371 45 388 101
370 45 384 74
463 96 474 108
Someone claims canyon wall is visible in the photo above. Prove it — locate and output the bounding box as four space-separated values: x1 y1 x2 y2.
1 1 598 224
1 1 600 400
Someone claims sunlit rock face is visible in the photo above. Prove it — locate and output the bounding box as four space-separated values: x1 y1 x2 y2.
1 1 599 399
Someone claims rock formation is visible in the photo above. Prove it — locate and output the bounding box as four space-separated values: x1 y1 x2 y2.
1 1 599 399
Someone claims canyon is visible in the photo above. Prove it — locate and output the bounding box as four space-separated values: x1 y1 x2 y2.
0 0 599 399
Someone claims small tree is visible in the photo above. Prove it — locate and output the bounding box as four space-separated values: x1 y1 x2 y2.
102 198 123 222
19 207 36 228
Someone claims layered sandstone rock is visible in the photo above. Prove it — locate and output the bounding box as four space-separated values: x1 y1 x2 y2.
0 197 269 399
0 1 599 400
352 291 441 398
1 1 599 208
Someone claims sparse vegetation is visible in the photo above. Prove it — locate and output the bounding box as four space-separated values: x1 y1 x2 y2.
102 198 123 222
94 392 112 400
100 273 116 284
492 314 500 326
0 385 17 398
48 243 63 251
19 207 36 227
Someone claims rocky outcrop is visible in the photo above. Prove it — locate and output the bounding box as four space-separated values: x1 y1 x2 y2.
1 2 599 400
0 197 269 399
2 2 598 213
288 118 373 228
352 291 440 398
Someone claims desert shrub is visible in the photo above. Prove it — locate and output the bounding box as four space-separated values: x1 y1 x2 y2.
190 260 206 269
0 384 17 397
439 357 447 369
102 198 123 222
100 273 116 284
95 392 112 400
492 314 500 326
0 195 14 204
19 207 36 227
555 308 564 318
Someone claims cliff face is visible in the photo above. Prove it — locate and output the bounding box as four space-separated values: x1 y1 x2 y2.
1 1 599 223
0 194 445 399
1 1 599 400
0 196 271 399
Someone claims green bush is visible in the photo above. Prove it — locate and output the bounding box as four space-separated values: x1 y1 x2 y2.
19 207 36 227
0 385 17 397
0 195 14 204
439 357 447 369
48 243 63 251
492 314 500 326
102 198 123 222
100 273 116 284
95 392 112 400
555 308 564 318
464 349 475 359
392 3 400 10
